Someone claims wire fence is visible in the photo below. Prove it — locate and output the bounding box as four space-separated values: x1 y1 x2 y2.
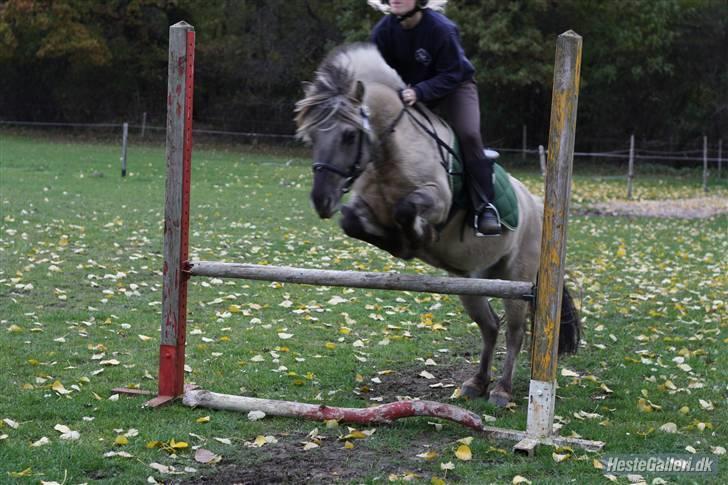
1 119 724 195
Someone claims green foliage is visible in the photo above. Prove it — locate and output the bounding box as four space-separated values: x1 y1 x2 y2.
0 0 725 146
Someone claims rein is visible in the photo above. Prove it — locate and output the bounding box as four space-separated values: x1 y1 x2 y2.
404 104 462 174
398 103 468 235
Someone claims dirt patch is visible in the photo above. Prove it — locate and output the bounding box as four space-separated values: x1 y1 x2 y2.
580 196 728 219
177 361 507 484
178 430 451 484
358 359 477 402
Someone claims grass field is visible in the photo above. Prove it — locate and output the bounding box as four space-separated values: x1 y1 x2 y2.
0 132 726 484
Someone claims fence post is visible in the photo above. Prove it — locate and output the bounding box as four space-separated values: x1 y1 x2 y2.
627 134 635 199
151 21 196 407
120 122 128 177
703 136 708 193
522 124 528 160
718 139 722 179
141 112 147 137
525 30 581 444
538 145 546 176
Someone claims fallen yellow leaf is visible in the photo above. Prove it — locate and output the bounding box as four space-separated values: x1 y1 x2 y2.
169 439 188 449
416 450 438 460
455 444 472 461
51 380 71 395
552 452 569 463
343 430 367 440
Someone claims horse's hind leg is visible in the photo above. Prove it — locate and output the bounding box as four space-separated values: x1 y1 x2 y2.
458 295 500 399
488 299 528 407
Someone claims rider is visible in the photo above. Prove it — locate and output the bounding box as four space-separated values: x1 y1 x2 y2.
369 0 501 236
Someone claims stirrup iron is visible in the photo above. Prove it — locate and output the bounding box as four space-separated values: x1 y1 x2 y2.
474 203 501 237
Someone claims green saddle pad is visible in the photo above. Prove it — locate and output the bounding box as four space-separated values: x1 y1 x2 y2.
447 138 519 230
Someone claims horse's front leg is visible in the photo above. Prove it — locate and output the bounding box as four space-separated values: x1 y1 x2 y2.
340 196 414 259
392 185 447 250
458 294 500 400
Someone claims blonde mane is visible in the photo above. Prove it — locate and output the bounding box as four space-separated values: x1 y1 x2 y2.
294 43 404 142
330 43 404 92
366 0 448 14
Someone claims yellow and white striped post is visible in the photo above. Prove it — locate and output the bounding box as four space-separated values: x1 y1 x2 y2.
516 30 583 455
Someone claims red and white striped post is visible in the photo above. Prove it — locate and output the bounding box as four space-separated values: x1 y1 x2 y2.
148 21 196 407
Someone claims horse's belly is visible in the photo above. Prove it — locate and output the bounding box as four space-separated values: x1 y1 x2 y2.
415 213 491 275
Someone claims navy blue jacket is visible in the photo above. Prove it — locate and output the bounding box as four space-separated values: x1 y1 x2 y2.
371 9 475 104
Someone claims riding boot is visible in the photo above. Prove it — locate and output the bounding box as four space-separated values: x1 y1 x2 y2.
465 156 501 236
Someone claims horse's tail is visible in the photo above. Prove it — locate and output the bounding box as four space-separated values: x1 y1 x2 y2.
558 284 581 355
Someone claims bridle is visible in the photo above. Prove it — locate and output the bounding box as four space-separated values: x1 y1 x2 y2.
311 106 372 194
310 95 460 196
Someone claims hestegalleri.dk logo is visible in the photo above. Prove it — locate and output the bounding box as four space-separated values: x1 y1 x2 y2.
602 454 718 474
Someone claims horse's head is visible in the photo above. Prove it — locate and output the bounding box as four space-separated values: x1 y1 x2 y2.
295 72 373 219
296 44 405 218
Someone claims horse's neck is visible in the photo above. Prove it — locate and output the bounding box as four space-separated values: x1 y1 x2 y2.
364 83 406 141
365 83 451 179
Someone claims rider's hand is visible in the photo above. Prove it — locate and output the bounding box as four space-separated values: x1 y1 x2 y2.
401 88 417 106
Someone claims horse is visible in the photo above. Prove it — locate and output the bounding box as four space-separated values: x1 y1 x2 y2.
294 43 579 406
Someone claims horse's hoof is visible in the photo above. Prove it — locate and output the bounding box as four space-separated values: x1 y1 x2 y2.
488 391 511 408
460 385 486 399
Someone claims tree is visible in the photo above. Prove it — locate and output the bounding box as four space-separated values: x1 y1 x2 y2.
0 0 724 148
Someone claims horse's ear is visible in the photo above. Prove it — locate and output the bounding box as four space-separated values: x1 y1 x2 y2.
353 80 365 105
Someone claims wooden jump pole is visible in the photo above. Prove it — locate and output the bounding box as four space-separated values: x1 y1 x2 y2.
148 21 196 407
187 261 534 300
514 30 583 455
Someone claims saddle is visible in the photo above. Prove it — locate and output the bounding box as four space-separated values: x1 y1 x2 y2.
401 104 519 231
446 135 520 230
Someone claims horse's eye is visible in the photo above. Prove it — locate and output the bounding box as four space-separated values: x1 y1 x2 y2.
342 130 356 146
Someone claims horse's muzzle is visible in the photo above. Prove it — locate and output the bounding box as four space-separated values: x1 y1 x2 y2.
311 198 339 219
311 189 340 219
311 170 344 218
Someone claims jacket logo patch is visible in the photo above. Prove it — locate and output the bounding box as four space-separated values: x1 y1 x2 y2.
414 48 432 66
